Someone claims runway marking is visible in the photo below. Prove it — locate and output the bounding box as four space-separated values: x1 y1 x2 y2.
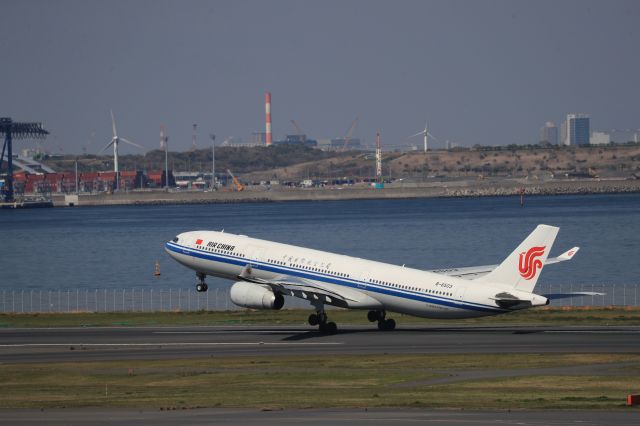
0 342 343 348
544 330 640 334
153 330 305 334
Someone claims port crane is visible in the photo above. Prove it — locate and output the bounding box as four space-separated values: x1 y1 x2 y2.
1 117 48 202
227 169 245 192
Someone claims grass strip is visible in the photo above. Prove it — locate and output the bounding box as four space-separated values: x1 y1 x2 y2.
0 306 639 328
0 353 638 410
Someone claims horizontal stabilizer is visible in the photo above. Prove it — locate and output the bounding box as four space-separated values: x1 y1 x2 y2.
490 296 532 309
543 292 604 300
430 245 579 280
546 247 580 265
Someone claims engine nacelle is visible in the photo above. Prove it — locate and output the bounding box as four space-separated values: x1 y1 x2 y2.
230 281 284 310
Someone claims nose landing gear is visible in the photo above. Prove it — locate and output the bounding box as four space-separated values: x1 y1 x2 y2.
195 272 208 292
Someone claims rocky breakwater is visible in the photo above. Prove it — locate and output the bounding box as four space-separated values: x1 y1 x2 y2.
443 179 640 198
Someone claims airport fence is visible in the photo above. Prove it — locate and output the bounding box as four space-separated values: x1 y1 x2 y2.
0 287 306 314
0 283 638 314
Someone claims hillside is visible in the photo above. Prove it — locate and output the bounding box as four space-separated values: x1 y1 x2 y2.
242 144 640 181
42 145 350 175
38 143 640 182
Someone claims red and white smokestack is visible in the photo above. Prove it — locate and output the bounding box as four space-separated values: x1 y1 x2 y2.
265 91 272 146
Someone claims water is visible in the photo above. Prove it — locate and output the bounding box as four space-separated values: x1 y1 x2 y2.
1 194 639 297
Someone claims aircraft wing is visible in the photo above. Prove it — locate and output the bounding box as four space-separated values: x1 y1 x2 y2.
429 247 580 280
236 265 382 309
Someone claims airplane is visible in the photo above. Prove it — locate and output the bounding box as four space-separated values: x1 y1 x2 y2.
165 224 597 333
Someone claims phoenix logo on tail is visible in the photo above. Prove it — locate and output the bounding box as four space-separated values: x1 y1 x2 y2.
518 246 546 280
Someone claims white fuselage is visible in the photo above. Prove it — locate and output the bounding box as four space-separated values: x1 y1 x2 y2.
165 231 536 319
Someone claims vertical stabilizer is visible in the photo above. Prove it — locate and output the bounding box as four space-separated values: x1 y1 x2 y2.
481 224 559 293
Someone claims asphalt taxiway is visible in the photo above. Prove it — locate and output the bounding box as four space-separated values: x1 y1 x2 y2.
1 324 639 363
2 408 639 426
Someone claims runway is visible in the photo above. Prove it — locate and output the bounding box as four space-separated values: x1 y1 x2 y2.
1 324 640 363
2 325 639 425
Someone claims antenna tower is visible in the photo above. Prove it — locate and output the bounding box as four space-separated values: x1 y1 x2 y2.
375 131 382 183
192 123 198 150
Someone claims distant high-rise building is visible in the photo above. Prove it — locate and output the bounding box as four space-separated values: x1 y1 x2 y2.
563 114 590 146
540 121 558 144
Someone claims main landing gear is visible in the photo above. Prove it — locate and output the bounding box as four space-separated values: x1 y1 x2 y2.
195 272 208 292
368 310 396 331
308 309 338 334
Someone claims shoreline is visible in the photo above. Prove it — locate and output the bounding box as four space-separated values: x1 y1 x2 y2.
47 178 640 207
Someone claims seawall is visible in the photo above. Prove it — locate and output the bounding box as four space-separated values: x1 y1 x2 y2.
51 179 640 207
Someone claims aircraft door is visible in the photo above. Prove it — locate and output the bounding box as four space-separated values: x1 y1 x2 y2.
357 271 369 289
455 285 467 303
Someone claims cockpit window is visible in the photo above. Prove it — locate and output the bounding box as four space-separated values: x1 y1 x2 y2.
172 237 179 242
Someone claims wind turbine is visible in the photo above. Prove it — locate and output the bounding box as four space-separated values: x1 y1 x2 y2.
409 120 439 153
100 110 144 191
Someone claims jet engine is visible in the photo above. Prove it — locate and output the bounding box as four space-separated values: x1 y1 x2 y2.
230 281 284 310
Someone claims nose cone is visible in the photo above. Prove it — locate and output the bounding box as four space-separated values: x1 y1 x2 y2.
165 232 185 259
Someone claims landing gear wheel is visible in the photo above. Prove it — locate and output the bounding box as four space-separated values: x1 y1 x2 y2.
385 318 396 331
308 313 319 326
378 318 396 331
195 273 208 292
313 309 337 334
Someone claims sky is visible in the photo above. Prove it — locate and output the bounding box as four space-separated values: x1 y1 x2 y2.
2 0 639 154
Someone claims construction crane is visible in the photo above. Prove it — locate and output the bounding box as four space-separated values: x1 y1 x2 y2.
290 120 306 143
227 169 245 192
342 117 358 151
290 120 302 135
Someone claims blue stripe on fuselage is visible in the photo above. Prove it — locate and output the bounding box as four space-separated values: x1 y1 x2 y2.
165 242 503 313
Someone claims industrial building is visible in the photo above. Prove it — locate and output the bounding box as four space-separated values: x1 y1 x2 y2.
272 134 318 147
10 169 177 195
316 138 361 150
